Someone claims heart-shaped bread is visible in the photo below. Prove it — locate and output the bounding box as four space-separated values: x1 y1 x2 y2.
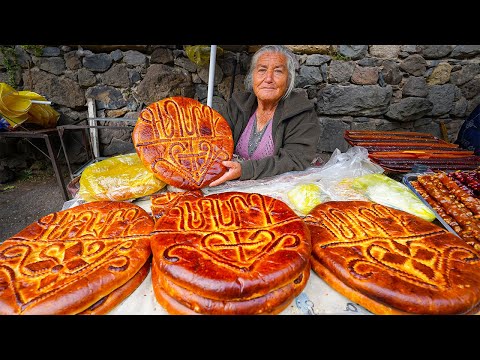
0 201 153 315
132 96 234 190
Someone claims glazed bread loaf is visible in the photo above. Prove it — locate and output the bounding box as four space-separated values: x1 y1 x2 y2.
0 201 153 315
79 257 151 315
132 96 234 190
151 258 309 315
150 191 312 314
305 200 480 315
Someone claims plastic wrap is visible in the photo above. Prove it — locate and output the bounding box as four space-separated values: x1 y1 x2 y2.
318 146 385 179
78 153 167 202
203 147 386 214
350 173 436 221
287 183 330 215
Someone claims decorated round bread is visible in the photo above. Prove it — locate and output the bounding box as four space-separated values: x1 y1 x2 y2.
0 201 153 315
79 258 151 315
132 96 234 190
151 258 309 315
305 200 480 315
150 191 311 313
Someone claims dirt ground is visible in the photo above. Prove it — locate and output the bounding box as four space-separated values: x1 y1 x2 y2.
0 169 69 241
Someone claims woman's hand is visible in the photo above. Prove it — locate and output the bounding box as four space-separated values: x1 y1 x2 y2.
209 160 242 187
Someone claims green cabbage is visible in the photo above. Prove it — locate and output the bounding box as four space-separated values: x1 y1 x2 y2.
287 183 328 215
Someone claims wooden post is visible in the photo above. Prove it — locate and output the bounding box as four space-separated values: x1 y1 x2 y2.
87 98 100 159
439 120 449 142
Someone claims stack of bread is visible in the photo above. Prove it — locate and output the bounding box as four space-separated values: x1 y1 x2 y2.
304 200 480 314
149 190 311 314
0 201 153 315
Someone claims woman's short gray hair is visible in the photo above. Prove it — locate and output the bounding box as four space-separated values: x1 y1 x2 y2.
244 45 296 100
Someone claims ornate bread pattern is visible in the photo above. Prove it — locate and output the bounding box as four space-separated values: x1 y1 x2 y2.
150 191 311 312
132 97 234 190
305 200 480 314
0 201 153 315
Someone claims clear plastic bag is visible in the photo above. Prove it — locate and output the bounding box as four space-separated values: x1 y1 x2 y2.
287 183 331 215
350 173 436 221
203 147 386 214
318 146 384 180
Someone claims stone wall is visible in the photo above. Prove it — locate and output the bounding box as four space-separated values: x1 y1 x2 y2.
1 44 479 174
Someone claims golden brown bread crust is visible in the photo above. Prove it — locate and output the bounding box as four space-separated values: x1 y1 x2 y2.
151 262 198 315
153 284 198 315
151 260 299 315
0 201 153 315
310 256 408 315
305 201 480 314
150 191 311 301
151 190 204 222
132 96 234 190
152 258 309 314
79 257 151 315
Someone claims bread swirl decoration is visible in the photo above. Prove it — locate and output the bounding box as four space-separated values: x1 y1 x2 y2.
150 191 311 301
132 97 234 190
305 201 480 314
0 201 153 315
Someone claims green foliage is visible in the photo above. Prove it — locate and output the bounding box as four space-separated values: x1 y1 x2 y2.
0 45 44 86
327 47 351 61
19 168 33 181
21 45 43 57
0 45 19 86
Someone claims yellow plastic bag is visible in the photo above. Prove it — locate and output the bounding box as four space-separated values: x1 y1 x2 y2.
79 153 166 202
184 45 223 67
0 82 60 128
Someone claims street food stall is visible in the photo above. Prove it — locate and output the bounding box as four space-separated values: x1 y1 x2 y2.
1 96 480 315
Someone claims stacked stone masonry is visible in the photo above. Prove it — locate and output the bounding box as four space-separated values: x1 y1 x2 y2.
0 44 479 172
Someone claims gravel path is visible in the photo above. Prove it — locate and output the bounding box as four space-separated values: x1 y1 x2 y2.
0 171 68 241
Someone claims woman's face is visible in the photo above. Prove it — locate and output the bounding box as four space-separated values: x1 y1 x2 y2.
252 52 289 104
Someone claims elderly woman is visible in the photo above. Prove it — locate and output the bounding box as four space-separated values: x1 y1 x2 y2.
210 44 320 187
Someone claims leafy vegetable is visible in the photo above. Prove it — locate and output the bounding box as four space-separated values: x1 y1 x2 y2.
287 183 329 215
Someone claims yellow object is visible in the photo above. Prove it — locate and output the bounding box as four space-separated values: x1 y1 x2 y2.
79 153 167 202
350 173 436 222
184 45 223 67
287 183 326 215
0 82 59 128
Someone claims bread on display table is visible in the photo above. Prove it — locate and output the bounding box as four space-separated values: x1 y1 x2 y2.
150 190 311 314
132 96 234 190
0 201 153 315
305 200 480 315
